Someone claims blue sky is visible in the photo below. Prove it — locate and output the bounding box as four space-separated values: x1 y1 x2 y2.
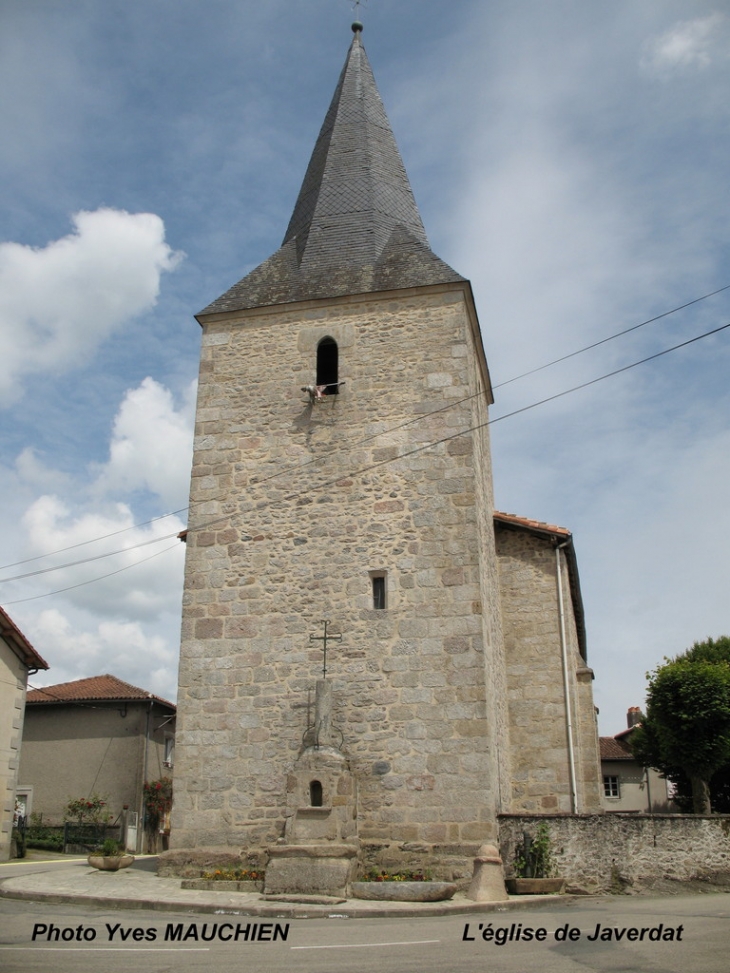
1 0 729 736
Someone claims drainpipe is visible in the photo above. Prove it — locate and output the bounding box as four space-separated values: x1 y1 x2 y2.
139 697 153 853
556 542 578 813
645 767 653 814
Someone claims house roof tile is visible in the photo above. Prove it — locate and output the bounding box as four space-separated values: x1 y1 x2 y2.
599 736 635 760
27 674 175 710
493 511 572 538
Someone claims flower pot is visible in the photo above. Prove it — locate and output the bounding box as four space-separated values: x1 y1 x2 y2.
351 881 456 901
506 877 565 895
87 854 135 871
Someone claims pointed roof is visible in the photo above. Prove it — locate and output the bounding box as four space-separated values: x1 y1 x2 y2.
26 674 175 710
200 26 464 317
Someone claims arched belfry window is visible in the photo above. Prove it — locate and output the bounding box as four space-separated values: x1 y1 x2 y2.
316 337 339 394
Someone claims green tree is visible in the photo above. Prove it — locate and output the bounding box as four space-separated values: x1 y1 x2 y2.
682 635 730 666
631 653 730 814
661 637 730 813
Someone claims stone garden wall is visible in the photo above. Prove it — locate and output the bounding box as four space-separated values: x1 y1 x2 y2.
499 813 730 892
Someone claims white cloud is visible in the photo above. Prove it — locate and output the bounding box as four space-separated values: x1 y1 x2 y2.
641 13 728 78
19 494 186 619
27 608 177 701
0 208 183 403
0 374 194 702
93 377 196 510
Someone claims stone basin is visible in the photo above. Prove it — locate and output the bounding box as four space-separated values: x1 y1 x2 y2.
87 854 135 871
351 881 457 901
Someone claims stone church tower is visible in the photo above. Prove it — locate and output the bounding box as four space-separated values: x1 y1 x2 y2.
171 25 601 883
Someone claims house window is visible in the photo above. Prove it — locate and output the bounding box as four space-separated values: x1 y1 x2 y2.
371 574 386 610
603 775 620 799
316 337 339 394
14 788 32 824
164 736 175 769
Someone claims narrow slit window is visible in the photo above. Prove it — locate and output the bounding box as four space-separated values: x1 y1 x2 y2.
372 574 386 610
309 780 323 807
316 337 339 394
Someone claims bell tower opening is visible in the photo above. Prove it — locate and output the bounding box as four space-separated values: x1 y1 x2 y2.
316 337 339 394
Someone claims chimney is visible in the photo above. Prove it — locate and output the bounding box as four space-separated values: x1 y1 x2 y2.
627 706 642 728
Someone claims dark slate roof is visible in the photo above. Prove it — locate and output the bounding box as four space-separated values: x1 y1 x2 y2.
200 29 464 316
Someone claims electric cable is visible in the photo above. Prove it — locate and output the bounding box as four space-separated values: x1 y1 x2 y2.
492 282 730 389
3 314 728 593
0 532 182 585
2 282 727 574
3 542 181 606
279 319 730 500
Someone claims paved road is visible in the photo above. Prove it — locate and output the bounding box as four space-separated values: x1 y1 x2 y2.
1 891 728 973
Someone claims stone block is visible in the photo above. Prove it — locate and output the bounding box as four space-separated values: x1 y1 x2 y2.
264 845 357 896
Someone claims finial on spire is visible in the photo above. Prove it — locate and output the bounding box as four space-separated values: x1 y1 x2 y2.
350 0 365 32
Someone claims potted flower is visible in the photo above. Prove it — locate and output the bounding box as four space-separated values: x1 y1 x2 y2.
88 837 135 872
506 823 565 894
143 777 172 854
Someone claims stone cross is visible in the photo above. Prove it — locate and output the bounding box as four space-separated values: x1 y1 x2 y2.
310 620 342 678
349 0 368 21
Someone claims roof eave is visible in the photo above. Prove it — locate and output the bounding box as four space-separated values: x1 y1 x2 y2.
0 606 49 672
27 694 176 712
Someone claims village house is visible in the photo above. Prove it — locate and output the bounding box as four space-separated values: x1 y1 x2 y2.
0 605 48 860
599 707 670 813
18 674 175 851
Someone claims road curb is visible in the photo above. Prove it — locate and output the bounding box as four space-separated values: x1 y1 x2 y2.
0 881 582 919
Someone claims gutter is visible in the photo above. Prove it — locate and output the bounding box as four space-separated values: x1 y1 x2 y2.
556 541 578 813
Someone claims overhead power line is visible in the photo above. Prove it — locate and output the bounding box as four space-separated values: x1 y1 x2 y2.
3 282 725 576
280 319 730 501
0 507 190 573
493 282 730 390
3 542 181 606
4 314 727 602
0 531 182 586
2 282 726 576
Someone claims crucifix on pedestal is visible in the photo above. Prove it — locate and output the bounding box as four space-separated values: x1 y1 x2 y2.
308 620 342 747
310 619 342 678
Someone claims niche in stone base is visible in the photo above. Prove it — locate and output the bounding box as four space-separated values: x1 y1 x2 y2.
284 747 358 844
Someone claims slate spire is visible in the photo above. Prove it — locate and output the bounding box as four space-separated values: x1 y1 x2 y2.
200 26 463 316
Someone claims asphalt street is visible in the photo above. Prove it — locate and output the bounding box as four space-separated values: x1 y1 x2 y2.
1 890 729 973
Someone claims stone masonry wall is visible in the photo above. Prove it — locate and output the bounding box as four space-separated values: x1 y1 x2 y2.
172 284 504 867
500 813 730 892
496 527 601 814
0 638 28 861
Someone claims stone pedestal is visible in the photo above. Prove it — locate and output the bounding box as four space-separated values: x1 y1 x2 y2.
264 843 358 897
264 678 360 897
466 843 508 902
284 746 357 843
